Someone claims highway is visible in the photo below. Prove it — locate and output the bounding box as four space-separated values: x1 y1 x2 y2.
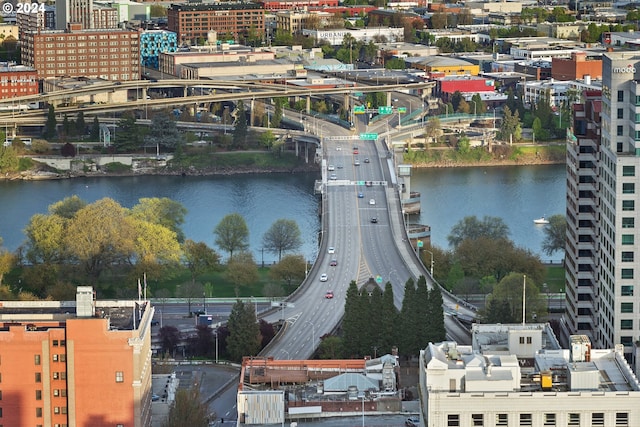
260 100 475 360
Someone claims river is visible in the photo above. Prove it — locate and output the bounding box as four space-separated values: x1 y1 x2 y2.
0 164 566 262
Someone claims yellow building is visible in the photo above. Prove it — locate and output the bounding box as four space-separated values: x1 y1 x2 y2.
413 56 479 76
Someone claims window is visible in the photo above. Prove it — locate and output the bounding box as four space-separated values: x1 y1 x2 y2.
622 251 634 262
544 413 556 426
53 340 59 346
568 413 580 426
61 389 67 397
618 90 624 102
527 337 532 344
616 412 629 426
621 336 633 345
623 166 635 176
617 125 624 136
53 372 59 380
592 413 605 426
447 414 460 427
622 285 634 296
52 354 58 362
520 337 525 344
622 217 634 228
622 269 634 279
60 354 66 362
520 413 533 426
60 340 65 346
60 372 66 380
472 414 484 426
623 182 637 195
116 371 124 383
34 355 40 365
621 319 633 329
622 235 634 245
61 407 67 414
36 407 42 417
35 373 41 383
54 407 60 414
53 389 59 397
621 302 633 313
623 200 635 211
618 108 624 119
35 390 41 400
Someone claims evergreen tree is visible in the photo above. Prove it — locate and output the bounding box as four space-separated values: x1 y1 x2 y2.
44 105 57 139
399 278 419 357
90 116 100 141
379 282 398 355
226 299 261 362
76 111 86 136
342 281 366 357
368 286 384 357
233 100 248 147
415 276 430 348
427 284 446 343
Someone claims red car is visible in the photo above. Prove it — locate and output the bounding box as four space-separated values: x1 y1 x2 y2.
330 259 338 266
325 291 334 299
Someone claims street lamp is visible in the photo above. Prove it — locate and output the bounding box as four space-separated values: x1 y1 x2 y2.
425 250 434 277
305 320 316 347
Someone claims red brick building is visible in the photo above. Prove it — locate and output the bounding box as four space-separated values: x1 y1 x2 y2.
258 0 338 11
552 51 602 81
435 75 496 101
0 64 39 99
0 287 153 427
167 3 264 45
21 25 140 80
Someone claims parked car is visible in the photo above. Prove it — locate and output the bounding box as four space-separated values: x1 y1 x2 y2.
405 417 420 427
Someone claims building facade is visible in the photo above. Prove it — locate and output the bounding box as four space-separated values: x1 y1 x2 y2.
16 6 56 41
0 64 39 99
0 287 154 427
140 30 177 69
167 3 265 45
419 325 640 427
552 51 603 81
258 0 338 11
564 51 640 359
21 26 140 80
56 0 94 30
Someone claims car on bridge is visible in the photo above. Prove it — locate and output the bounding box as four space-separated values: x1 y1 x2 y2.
330 259 338 266
358 192 364 198
325 291 334 299
330 174 337 180
328 165 335 171
364 158 370 163
371 217 378 223
320 273 328 282
369 199 375 205
328 247 335 254
354 159 360 166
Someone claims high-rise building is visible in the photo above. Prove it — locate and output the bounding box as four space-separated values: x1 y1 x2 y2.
56 0 94 30
0 287 154 427
21 25 140 80
564 51 640 359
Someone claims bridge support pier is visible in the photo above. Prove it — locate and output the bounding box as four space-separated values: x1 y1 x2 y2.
250 98 255 126
386 92 392 106
343 93 350 115
306 95 311 114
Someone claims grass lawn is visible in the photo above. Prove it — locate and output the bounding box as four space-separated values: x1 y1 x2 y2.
544 265 565 293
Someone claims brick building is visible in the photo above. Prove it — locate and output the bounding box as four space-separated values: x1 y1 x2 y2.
0 287 154 427
21 25 140 80
552 51 603 81
167 2 264 45
0 64 39 99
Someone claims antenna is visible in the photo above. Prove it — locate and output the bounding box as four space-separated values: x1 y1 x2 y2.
522 275 526 325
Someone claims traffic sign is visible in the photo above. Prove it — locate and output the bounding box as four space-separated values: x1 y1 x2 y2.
417 240 424 248
376 275 383 284
378 106 393 115
354 92 363 97
398 107 407 114
359 133 378 140
354 105 365 114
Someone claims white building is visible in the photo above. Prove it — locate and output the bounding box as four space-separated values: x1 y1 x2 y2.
302 27 404 45
520 77 601 108
564 51 640 361
419 324 640 427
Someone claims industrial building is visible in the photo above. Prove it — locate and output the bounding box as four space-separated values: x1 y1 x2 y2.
0 286 154 427
419 324 640 427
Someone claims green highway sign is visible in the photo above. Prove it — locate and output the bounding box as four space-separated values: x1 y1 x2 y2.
354 92 363 97
354 105 365 114
359 133 378 140
357 181 365 185
376 275 383 284
398 107 407 114
417 240 424 248
378 106 393 115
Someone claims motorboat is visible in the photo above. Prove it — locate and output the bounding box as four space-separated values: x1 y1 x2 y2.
533 216 550 225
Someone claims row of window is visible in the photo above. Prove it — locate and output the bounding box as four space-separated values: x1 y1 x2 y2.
43 34 136 41
446 411 629 426
34 354 66 364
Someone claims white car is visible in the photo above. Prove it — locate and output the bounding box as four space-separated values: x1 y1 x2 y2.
328 247 335 254
330 174 337 180
369 199 375 205
320 273 328 282
328 165 335 171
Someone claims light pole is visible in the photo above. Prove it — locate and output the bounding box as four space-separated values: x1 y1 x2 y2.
305 320 316 347
426 250 434 277
214 327 219 364
361 395 365 427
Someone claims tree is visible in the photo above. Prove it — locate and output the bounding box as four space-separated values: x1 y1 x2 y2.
226 252 259 294
398 278 419 357
259 130 277 150
214 213 249 260
146 111 180 150
49 195 87 218
44 105 57 139
488 273 546 323
426 284 446 343
424 117 442 144
162 388 212 427
498 106 522 142
541 214 566 257
128 219 182 281
447 215 510 248
0 238 14 286
262 218 302 261
24 213 67 265
226 299 261 362
76 111 86 135
90 116 100 141
190 325 215 357
183 240 220 287
0 145 19 173
317 335 343 359
178 281 204 316
159 325 182 356
341 281 368 357
268 254 305 291
378 282 398 354
233 100 248 147
131 197 187 242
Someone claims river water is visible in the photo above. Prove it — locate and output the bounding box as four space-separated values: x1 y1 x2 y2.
0 164 566 262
